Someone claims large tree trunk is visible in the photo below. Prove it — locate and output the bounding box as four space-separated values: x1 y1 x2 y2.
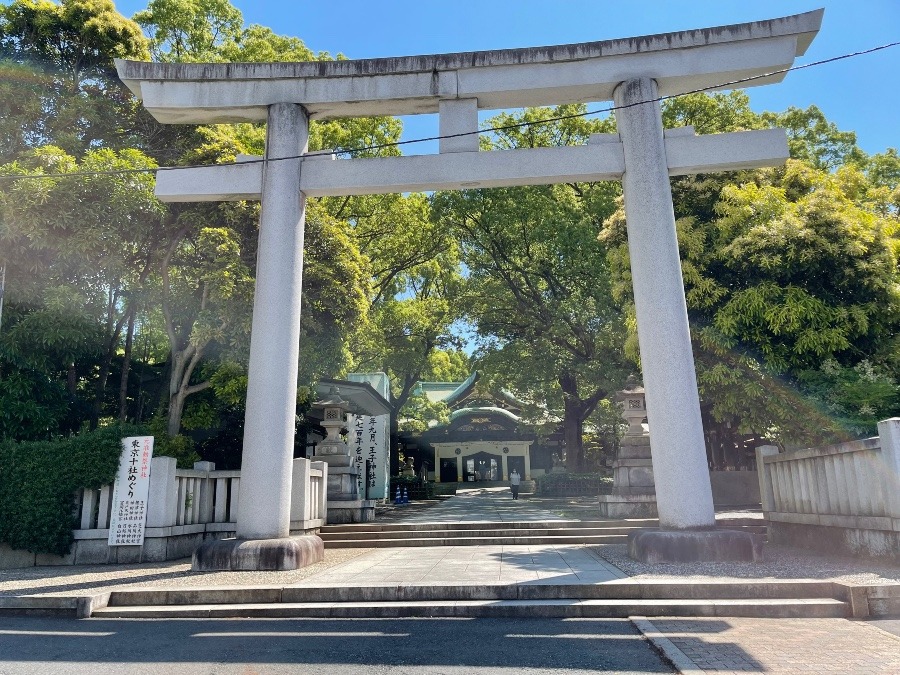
388 372 420 477
160 226 210 437
118 306 136 423
562 394 585 472
558 371 608 473
166 343 210 437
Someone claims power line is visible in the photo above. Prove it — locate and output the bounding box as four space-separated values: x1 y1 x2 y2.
1 40 898 183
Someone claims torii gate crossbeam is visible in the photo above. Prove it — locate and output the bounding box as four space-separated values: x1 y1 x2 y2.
116 9 823 570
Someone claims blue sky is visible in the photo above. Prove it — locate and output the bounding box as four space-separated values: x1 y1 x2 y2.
114 0 899 156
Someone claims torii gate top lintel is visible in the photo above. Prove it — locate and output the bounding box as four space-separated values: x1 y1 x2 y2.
115 9 822 124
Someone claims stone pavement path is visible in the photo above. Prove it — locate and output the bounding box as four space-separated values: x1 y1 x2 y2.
387 485 573 522
294 544 626 586
304 486 631 586
640 617 900 674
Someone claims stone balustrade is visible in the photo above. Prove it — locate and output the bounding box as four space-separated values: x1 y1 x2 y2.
2 456 327 568
756 418 900 559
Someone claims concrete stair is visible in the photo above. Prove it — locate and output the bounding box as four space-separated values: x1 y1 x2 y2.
90 580 848 619
318 518 767 548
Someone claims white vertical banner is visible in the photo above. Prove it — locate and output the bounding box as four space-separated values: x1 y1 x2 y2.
108 436 154 546
349 414 389 500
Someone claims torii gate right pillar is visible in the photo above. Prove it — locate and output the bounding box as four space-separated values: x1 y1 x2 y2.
615 77 760 561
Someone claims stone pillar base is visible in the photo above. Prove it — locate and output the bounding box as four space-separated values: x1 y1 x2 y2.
628 528 764 563
327 499 376 525
598 493 658 519
192 535 324 572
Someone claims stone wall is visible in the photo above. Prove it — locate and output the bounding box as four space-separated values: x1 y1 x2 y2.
709 471 760 506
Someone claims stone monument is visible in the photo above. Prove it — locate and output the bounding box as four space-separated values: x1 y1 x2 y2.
117 9 821 567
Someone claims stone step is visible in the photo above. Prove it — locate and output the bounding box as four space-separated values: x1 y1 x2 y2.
323 534 631 547
104 580 840 607
91 597 848 619
319 518 764 533
317 523 766 547
318 525 768 540
318 527 646 540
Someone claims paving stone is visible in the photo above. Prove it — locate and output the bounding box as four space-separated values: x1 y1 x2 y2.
643 617 900 674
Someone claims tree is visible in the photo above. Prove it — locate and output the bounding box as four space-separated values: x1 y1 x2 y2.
133 0 241 62
433 105 632 471
0 145 167 435
603 158 900 445
353 254 465 465
0 0 149 161
761 105 867 171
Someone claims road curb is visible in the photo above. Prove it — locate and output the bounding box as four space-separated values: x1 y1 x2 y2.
630 616 704 674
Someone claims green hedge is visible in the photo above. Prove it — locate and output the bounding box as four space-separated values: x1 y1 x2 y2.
0 425 144 556
389 475 434 501
534 472 612 496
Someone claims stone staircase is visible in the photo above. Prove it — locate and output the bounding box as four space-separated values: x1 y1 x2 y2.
89 580 850 619
318 518 766 548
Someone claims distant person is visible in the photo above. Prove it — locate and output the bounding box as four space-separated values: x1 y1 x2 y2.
510 469 521 500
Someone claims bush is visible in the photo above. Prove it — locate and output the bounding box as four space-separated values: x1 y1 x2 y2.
0 425 146 555
534 472 612 496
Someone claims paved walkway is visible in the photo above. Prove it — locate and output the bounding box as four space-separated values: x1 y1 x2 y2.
638 617 900 674
391 485 570 522
296 544 626 586
303 487 624 585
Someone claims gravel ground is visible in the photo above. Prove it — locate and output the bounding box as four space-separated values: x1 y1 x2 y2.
591 543 900 585
0 547 374 597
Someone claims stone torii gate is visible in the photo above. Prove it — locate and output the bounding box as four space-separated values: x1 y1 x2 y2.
117 9 823 569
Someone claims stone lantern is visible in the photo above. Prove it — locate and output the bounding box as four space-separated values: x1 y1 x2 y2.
314 388 352 461
597 379 658 518
311 386 373 523
620 384 647 437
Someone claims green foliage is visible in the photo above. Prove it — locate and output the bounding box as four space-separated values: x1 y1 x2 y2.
297 203 372 384
146 411 200 467
0 145 171 433
798 359 898 437
0 304 103 439
153 432 200 467
662 91 766 134
761 105 866 171
704 162 899 372
0 0 149 159
0 425 144 555
533 472 611 496
398 392 450 434
134 0 242 62
603 93 900 445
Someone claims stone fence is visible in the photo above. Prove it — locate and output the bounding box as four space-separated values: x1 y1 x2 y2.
1 456 327 568
756 418 900 559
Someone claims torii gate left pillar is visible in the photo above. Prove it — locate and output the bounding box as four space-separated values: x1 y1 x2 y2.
117 9 823 569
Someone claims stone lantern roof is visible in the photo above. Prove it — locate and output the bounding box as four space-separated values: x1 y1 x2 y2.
308 378 391 419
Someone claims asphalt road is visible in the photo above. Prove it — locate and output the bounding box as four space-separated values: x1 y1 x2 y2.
870 618 900 638
0 615 674 674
